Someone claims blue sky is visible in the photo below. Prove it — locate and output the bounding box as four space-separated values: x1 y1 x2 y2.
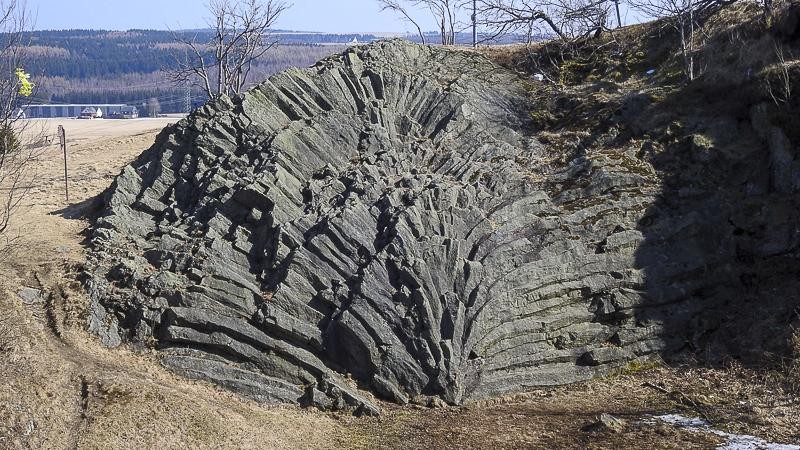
28 0 443 33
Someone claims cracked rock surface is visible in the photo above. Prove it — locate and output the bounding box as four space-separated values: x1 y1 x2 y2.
84 40 800 413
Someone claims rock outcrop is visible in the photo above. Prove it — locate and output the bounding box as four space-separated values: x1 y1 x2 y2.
84 40 800 413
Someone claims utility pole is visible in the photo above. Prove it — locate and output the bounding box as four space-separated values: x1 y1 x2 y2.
185 84 191 114
58 125 68 202
472 0 478 48
614 0 622 27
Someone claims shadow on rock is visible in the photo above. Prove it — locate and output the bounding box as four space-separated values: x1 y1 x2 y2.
51 194 105 220
629 77 800 367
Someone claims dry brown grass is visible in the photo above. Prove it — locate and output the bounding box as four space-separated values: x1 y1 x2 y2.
0 246 350 450
484 0 800 93
345 363 800 448
785 327 800 395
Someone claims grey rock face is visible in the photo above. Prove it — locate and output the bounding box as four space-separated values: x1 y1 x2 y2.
18 287 42 305
84 40 800 412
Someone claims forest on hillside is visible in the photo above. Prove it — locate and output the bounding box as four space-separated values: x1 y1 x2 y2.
19 27 531 114
22 30 369 112
21 28 528 113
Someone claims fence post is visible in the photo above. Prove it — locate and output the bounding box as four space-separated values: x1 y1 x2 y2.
58 125 68 202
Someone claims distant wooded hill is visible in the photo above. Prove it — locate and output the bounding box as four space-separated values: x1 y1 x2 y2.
22 29 377 113
21 29 527 114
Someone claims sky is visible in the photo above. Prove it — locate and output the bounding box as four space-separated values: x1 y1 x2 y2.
27 0 443 33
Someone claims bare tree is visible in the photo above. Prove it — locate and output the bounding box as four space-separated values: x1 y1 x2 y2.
377 0 468 45
630 0 736 82
169 0 288 99
632 0 698 80
478 0 735 83
379 0 428 44
146 97 161 117
0 0 38 251
476 0 612 43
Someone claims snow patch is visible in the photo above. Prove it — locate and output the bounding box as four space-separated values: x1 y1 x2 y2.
654 414 800 450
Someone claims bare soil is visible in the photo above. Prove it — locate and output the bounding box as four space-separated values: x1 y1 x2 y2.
0 119 798 449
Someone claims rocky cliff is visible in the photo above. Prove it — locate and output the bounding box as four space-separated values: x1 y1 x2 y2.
84 39 800 414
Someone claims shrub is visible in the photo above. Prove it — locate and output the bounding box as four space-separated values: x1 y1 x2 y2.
0 126 21 156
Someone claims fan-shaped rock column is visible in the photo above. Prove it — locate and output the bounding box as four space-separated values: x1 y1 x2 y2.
86 40 662 412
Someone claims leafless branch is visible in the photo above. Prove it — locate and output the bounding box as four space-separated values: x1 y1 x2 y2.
379 0 428 44
630 0 735 81
0 0 45 255
168 0 288 99
377 0 469 45
476 0 612 43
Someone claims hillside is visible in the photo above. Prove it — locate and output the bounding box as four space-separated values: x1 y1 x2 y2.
22 29 529 114
23 29 360 112
482 0 800 366
2 2 800 449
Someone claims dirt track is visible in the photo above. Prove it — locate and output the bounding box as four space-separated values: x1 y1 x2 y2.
0 119 798 449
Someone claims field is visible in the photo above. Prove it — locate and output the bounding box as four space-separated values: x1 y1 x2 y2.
10 118 179 271
0 119 798 449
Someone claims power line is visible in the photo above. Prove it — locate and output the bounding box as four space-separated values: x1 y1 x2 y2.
472 0 477 48
185 84 191 114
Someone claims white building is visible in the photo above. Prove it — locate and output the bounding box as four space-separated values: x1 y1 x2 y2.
79 107 103 119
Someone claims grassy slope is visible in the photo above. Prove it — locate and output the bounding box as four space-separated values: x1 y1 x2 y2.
484 0 800 373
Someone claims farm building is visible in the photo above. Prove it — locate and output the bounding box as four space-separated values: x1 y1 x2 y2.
79 107 102 119
22 104 129 119
108 106 139 119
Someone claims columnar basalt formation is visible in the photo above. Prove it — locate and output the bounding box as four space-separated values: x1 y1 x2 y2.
85 40 800 414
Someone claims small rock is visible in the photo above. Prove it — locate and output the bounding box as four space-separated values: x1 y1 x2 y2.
409 395 448 409
247 208 263 223
18 287 42 305
583 413 627 433
354 402 380 417
300 387 333 411
428 397 448 409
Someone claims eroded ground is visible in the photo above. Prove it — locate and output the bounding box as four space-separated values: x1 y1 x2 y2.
0 119 798 449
